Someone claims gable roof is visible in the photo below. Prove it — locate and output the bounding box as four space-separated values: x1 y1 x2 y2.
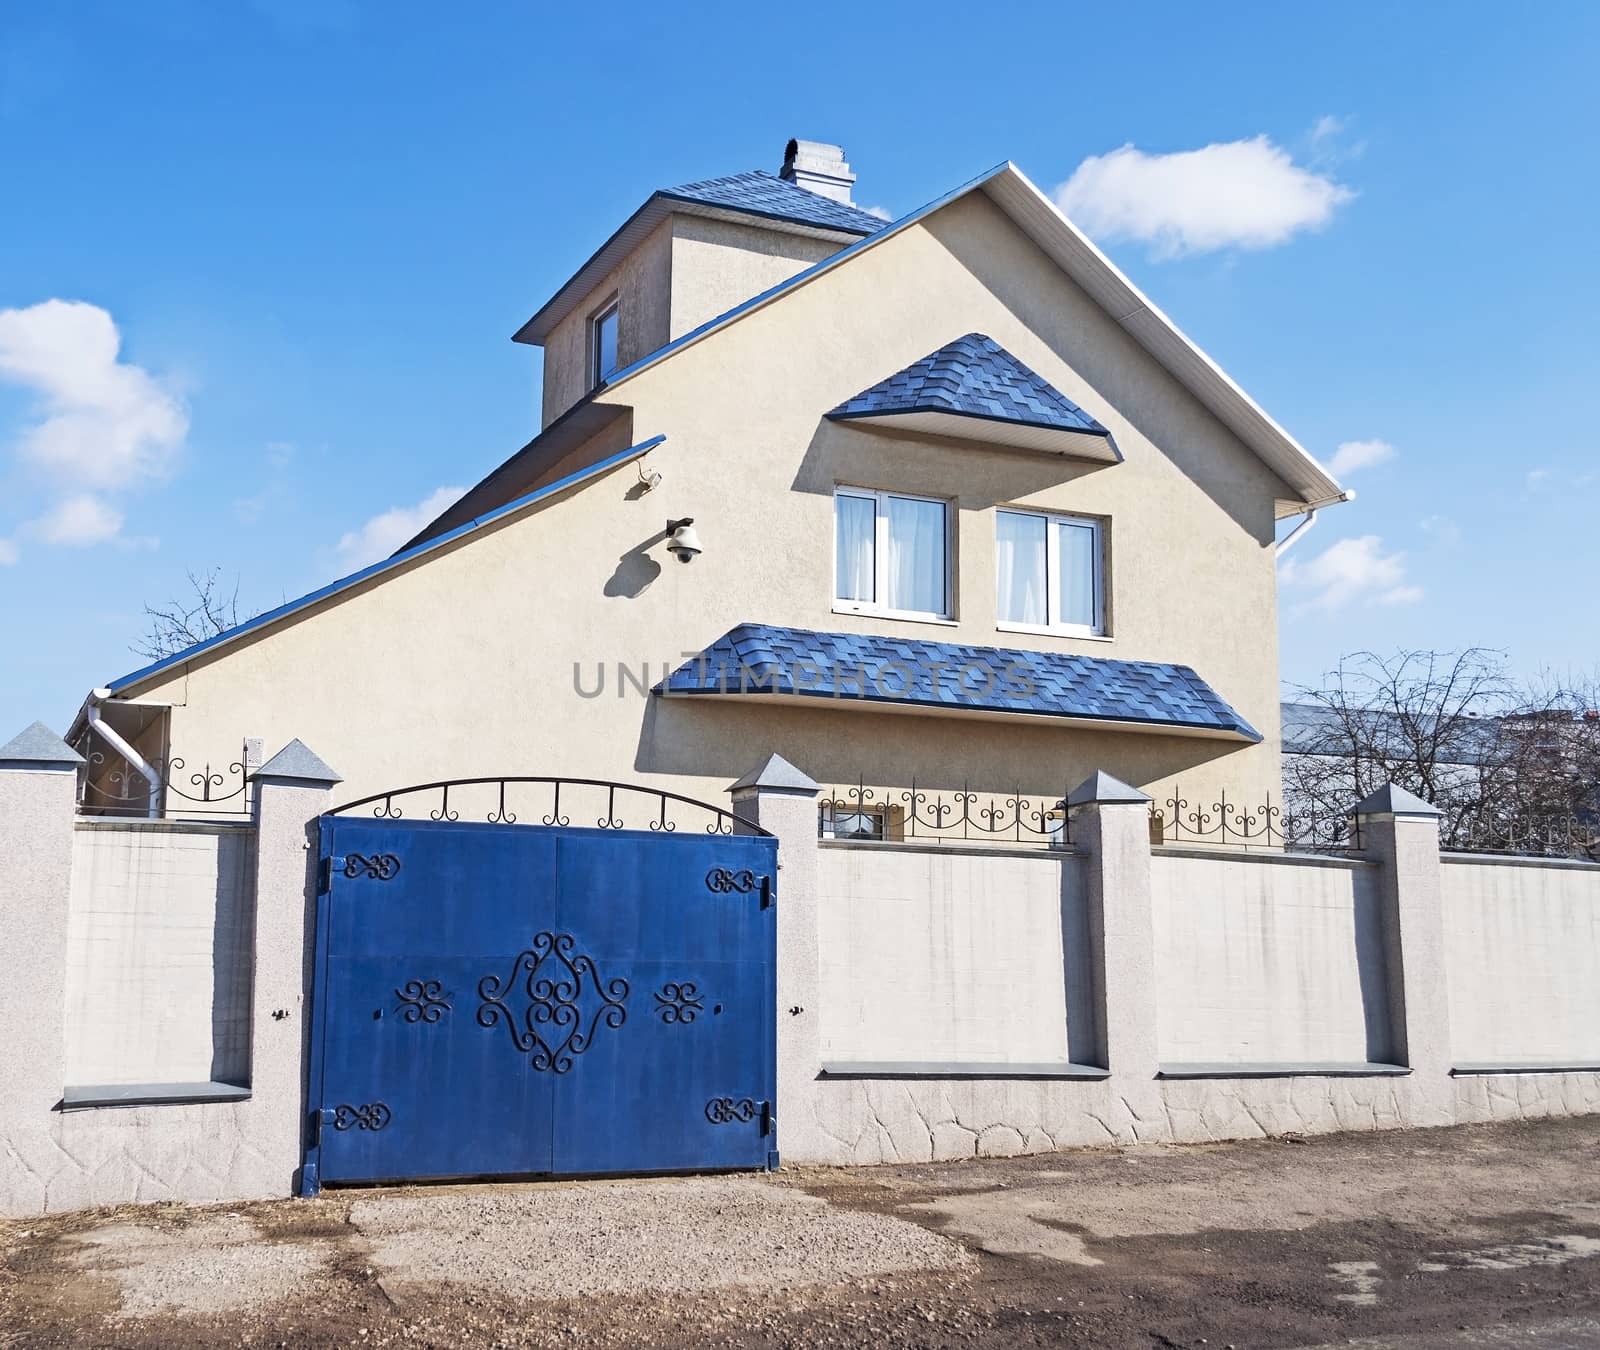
512 171 885 348
828 332 1117 460
600 162 1348 518
658 622 1261 741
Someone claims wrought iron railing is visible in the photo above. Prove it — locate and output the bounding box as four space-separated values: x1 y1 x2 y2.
1151 789 1361 853
1443 815 1600 861
78 750 252 820
326 776 770 837
818 780 1072 849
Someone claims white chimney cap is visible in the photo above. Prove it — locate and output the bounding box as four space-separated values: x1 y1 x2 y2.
779 139 857 206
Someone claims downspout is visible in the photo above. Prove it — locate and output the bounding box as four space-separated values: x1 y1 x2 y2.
1275 507 1319 558
85 689 161 818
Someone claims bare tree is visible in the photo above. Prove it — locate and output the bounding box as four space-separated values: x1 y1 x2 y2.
1285 649 1600 855
133 568 254 661
1284 648 1513 848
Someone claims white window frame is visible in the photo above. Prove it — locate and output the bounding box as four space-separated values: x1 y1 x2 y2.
832 486 954 623
995 507 1107 639
589 298 620 389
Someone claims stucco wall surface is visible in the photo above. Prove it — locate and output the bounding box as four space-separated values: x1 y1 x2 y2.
1151 851 1393 1066
1441 857 1600 1066
65 823 256 1088
816 844 1092 1066
132 191 1289 820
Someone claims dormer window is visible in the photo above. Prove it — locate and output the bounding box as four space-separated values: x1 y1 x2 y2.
590 300 619 388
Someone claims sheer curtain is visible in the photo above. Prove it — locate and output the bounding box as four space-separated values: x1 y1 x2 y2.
996 511 1047 624
886 495 946 614
834 494 876 602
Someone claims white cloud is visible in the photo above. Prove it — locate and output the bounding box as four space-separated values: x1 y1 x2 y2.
32 493 125 546
0 300 187 489
863 204 893 221
1328 438 1396 477
1526 468 1550 491
1279 535 1421 612
1420 514 1461 546
0 538 17 565
336 485 465 570
1054 135 1354 259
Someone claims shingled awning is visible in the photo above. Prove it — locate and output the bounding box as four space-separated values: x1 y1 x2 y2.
656 624 1259 742
826 333 1119 462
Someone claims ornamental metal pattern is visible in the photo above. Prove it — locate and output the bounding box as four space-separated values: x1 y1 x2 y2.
332 1102 392 1131
477 931 630 1073
705 1096 760 1125
653 982 704 1024
394 979 451 1024
344 852 401 880
706 867 758 894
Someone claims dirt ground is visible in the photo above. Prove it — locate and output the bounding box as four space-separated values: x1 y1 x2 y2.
5 1116 1600 1348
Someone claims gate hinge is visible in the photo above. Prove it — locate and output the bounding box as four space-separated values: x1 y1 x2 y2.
308 1106 334 1145
760 874 774 909
761 1100 775 1136
318 855 333 895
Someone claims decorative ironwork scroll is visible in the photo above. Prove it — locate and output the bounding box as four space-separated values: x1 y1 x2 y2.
343 852 401 880
477 931 630 1073
654 982 704 1024
705 1096 760 1125
706 867 758 894
394 979 451 1024
332 1102 392 1131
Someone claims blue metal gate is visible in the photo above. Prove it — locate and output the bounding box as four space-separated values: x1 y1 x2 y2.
301 778 778 1192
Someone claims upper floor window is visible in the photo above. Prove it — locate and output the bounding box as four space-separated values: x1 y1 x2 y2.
996 508 1105 636
591 300 619 388
834 487 950 621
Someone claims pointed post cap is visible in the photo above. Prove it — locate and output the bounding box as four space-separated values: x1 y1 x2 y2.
1066 770 1151 808
251 738 342 786
0 721 85 770
729 752 820 797
1352 783 1440 818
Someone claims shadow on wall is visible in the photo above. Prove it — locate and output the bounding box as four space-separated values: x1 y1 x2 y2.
603 529 666 599
633 695 1240 797
208 830 255 1087
1353 881 1401 1065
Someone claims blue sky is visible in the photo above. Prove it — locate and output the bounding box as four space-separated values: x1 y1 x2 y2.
3 1 1598 730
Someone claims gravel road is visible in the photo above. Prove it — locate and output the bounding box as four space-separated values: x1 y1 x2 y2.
5 1115 1600 1347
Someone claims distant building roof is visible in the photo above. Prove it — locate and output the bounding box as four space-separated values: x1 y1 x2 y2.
659 623 1260 741
827 332 1116 460
1280 700 1500 766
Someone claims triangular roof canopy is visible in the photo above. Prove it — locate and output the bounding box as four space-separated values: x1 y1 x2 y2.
828 332 1119 462
599 163 1347 518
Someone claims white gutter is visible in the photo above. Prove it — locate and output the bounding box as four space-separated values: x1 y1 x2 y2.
1275 508 1320 558
85 689 160 817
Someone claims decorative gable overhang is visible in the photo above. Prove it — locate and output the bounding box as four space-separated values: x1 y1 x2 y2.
826 333 1120 463
656 624 1261 743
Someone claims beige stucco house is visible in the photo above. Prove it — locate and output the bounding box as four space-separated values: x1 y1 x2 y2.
73 139 1347 831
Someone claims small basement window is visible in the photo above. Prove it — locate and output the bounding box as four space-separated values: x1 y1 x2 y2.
819 802 889 841
996 508 1106 637
834 486 952 621
591 300 619 388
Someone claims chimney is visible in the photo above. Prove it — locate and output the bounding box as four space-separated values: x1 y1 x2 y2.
779 140 857 206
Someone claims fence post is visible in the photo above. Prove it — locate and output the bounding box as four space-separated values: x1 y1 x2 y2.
729 753 822 1164
0 723 84 1216
1355 783 1452 1123
247 739 342 1195
1068 772 1160 1093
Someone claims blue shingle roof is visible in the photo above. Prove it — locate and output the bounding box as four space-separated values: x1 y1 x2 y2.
657 624 1260 741
828 333 1110 436
664 171 889 237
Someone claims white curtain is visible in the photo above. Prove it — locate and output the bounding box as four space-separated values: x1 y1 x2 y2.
1059 520 1097 628
834 494 876 602
886 496 946 614
996 511 1047 624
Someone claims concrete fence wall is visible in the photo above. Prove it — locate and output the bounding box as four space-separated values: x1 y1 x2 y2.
65 822 256 1090
816 844 1095 1068
1441 856 1600 1069
1151 851 1393 1069
6 735 1600 1216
